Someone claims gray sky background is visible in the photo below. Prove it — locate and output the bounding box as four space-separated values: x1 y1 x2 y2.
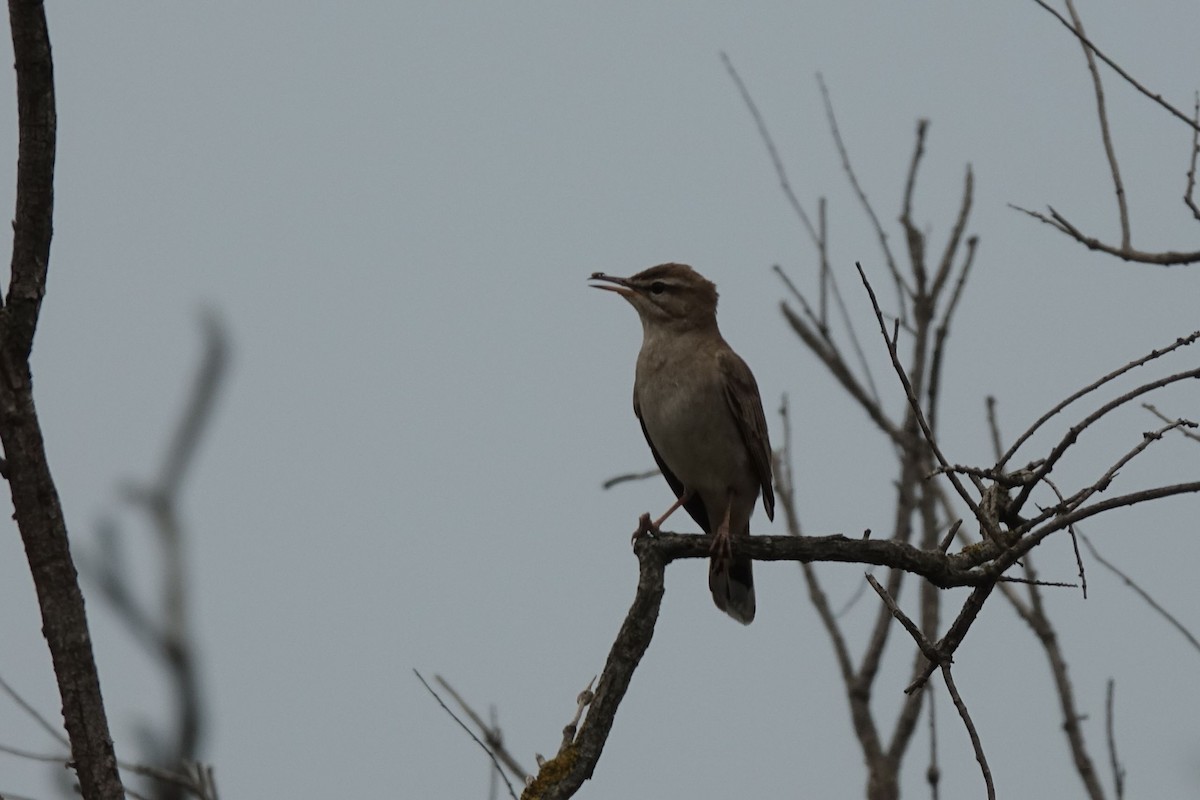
1 2 1198 798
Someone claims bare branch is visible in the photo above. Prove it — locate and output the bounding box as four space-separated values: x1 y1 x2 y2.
1009 366 1200 517
778 298 899 442
0 670 69 749
524 536 668 799
1042 478 1088 598
941 665 995 800
1010 204 1200 265
1028 0 1200 132
1063 0 1130 249
82 313 229 797
1142 403 1200 443
2 5 126 797
930 167 975 301
1010 555 1107 799
998 330 1200 470
901 120 931 294
1186 92 1200 221
721 53 818 245
774 263 884 413
1054 418 1198 517
415 670 520 800
855 262 983 522
433 675 530 781
928 234 978 433
816 72 907 307
999 481 1200 577
926 688 940 800
1105 680 1125 800
774 402 856 682
865 574 939 664
1081 534 1200 656
600 468 660 490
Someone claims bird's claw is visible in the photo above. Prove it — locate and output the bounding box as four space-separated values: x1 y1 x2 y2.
709 527 734 569
632 512 660 544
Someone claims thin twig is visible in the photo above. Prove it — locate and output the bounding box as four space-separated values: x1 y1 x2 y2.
1142 403 1200 442
721 53 818 244
414 670 519 800
1064 0 1130 249
1028 0 1200 132
775 263 882 412
1081 534 1200 655
1009 366 1200 516
901 121 931 295
1105 679 1125 800
985 397 1004 463
926 687 940 800
434 675 529 781
865 574 939 664
1186 92 1200 221
998 330 1200 469
0 671 70 747
1041 477 1087 597
997 565 1106 800
941 665 995 800
816 72 907 308
601 468 660 490
856 262 983 521
774 400 856 681
928 234 978 433
1010 204 1200 265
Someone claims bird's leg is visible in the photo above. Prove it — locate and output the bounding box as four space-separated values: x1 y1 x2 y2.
632 490 691 543
709 491 734 569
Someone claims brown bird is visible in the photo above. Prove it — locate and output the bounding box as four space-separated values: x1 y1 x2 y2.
590 263 774 624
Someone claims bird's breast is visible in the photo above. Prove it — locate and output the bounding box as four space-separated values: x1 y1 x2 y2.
634 345 751 493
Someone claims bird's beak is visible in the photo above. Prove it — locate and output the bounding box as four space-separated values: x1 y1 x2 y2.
588 272 636 298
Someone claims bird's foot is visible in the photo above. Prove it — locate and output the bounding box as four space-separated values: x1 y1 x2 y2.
709 525 734 570
632 512 660 544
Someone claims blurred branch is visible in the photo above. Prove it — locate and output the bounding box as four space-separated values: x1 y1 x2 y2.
999 559 1106 799
85 311 230 800
600 468 659 490
1186 93 1200 221
817 73 907 310
0 669 219 799
1080 533 1200 655
720 52 818 245
1105 680 1125 800
856 263 984 523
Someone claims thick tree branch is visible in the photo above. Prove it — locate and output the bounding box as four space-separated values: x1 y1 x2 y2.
2 4 125 799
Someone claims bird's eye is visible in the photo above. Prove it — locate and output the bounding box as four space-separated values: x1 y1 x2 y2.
649 281 666 295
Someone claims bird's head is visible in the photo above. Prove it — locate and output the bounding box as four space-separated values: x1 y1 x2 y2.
589 263 719 331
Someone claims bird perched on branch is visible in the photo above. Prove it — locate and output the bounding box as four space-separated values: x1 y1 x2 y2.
590 263 774 624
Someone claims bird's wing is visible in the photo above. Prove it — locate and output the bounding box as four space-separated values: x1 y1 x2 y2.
718 349 775 520
634 393 712 533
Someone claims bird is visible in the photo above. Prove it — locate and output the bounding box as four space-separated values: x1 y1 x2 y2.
590 263 774 624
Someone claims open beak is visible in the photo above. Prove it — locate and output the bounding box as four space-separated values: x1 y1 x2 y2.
588 272 636 298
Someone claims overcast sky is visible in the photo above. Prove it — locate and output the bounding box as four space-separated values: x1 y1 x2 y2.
1 2 1198 798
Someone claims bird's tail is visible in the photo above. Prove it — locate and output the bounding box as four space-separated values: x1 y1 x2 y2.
709 555 755 624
